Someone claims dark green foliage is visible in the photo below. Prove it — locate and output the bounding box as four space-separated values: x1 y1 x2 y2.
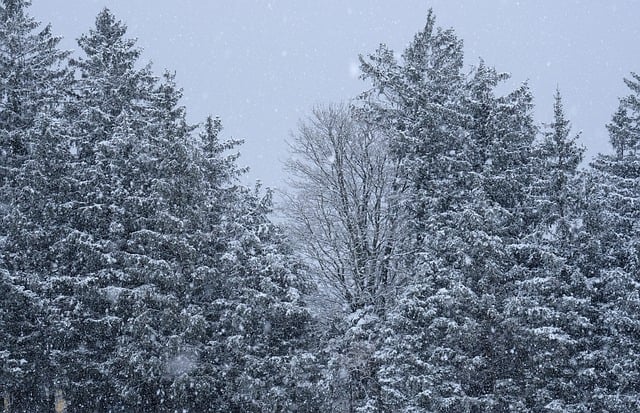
1 5 313 412
354 10 636 413
2 3 640 412
576 73 640 412
0 0 72 409
359 11 545 411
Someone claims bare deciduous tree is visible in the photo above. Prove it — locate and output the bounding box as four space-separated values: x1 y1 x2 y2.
284 104 406 318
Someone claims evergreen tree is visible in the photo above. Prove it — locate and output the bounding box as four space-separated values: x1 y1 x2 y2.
0 5 316 410
358 12 477 411
0 0 72 409
0 0 71 186
39 9 200 410
533 89 585 239
500 89 591 411
359 9 466 245
358 12 564 411
178 118 316 412
578 73 640 411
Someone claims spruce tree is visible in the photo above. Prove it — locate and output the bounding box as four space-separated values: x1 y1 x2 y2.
501 89 591 411
358 12 565 411
533 89 585 239
42 9 199 410
579 74 640 412
48 10 315 411
0 0 72 409
0 0 71 186
178 117 316 412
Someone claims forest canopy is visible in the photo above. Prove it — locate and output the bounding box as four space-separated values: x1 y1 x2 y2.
1 2 639 412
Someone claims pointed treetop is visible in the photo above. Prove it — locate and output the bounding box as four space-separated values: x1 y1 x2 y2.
541 87 584 170
551 87 570 136
402 8 464 84
607 104 634 159
93 8 127 39
76 7 141 74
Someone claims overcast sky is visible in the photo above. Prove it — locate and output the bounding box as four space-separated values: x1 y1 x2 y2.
30 1 640 189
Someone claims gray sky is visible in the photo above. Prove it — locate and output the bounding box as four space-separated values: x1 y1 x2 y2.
31 1 640 189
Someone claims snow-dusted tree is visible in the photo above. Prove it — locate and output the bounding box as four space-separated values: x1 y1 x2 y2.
498 89 593 412
151 115 315 413
359 10 466 245
463 62 537 223
34 9 205 410
0 0 72 409
357 11 573 411
284 104 406 411
2 116 80 412
532 89 585 240
576 73 640 412
211 187 316 412
0 5 316 410
358 12 472 411
0 267 48 412
358 22 469 409
286 104 405 315
0 0 71 186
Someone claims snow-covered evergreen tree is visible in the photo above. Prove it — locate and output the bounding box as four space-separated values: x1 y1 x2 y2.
0 0 72 409
358 11 576 411
359 10 466 246
23 9 315 411
500 89 592 411
532 89 585 238
358 12 474 411
173 116 314 412
0 0 71 186
577 73 640 412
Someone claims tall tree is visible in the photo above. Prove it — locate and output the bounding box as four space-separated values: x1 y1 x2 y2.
357 11 567 411
42 9 200 410
0 0 72 409
532 89 585 240
43 10 315 411
578 73 640 412
500 89 591 411
285 104 405 411
359 10 466 245
358 11 474 412
285 104 405 314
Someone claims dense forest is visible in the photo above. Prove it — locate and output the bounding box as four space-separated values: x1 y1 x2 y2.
1 1 639 412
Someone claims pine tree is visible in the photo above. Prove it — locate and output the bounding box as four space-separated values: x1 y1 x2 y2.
358 12 566 411
358 12 478 411
359 9 466 244
464 62 537 222
0 0 71 186
499 89 592 411
0 268 48 412
0 5 317 410
533 89 584 238
359 23 470 408
578 73 640 411
177 117 317 412
213 186 314 412
0 0 72 409
41 9 200 410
